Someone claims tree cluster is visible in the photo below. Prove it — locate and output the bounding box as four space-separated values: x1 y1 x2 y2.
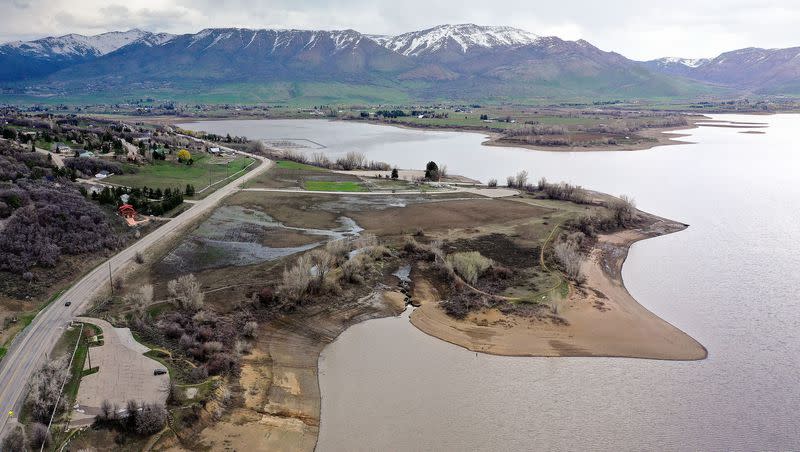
64 157 129 177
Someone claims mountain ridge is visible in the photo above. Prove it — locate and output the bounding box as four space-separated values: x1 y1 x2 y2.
0 24 797 102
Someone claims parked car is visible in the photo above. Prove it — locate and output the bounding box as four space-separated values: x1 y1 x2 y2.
64 301 71 307
154 368 167 376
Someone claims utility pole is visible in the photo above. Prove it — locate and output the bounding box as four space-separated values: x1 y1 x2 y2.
86 336 92 370
108 261 113 295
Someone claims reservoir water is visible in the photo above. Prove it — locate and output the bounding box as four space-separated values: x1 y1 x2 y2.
180 115 800 450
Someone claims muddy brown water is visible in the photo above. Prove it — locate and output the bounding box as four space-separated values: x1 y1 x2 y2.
180 115 800 450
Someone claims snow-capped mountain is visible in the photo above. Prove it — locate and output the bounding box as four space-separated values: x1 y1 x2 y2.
0 30 172 59
373 24 540 58
0 30 175 81
644 47 800 93
7 24 799 100
641 57 710 77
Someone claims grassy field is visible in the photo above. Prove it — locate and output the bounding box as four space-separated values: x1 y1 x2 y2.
112 153 254 191
304 180 366 192
275 160 326 171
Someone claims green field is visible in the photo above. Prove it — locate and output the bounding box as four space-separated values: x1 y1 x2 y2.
304 181 366 192
112 154 254 191
275 160 326 171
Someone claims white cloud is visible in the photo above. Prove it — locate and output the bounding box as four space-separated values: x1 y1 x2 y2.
0 0 798 59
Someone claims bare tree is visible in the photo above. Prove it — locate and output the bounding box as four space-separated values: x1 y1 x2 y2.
610 194 637 227
167 274 204 311
515 170 529 189
439 164 448 179
26 356 70 424
134 403 167 435
29 422 51 449
126 284 154 318
1 425 26 452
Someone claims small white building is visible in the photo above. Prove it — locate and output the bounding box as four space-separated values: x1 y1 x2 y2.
95 170 113 179
54 143 72 154
208 147 222 154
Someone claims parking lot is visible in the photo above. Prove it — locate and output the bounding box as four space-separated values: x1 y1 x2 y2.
70 318 169 426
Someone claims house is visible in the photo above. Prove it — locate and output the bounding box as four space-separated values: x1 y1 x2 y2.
54 143 71 154
152 148 167 160
95 170 112 179
208 147 222 154
78 150 94 158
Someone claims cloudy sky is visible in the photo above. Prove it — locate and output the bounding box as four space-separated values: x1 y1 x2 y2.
2 0 798 60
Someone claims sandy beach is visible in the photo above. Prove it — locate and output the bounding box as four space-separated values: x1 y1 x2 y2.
409 215 708 361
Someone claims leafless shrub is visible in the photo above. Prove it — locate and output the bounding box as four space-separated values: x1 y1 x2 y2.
134 251 145 264
167 274 204 311
336 151 367 170
366 245 391 259
447 251 493 285
203 341 224 355
311 152 332 168
325 239 351 263
242 321 258 339
283 149 308 164
554 241 584 282
353 233 378 250
540 179 589 204
280 254 313 301
341 253 374 284
99 399 113 421
247 140 266 154
309 249 335 290
487 178 498 188
235 340 253 355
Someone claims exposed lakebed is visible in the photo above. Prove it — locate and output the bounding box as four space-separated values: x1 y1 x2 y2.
180 115 800 450
158 205 362 274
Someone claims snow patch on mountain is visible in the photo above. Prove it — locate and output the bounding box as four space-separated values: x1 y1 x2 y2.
654 57 709 68
1 30 175 58
375 24 540 56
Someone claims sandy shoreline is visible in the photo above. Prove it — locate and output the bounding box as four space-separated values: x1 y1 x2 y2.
409 213 707 361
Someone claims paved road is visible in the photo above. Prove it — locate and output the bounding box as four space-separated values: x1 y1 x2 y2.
34 146 65 168
0 146 271 439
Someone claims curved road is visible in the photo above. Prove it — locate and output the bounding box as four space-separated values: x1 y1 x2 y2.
0 146 271 439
